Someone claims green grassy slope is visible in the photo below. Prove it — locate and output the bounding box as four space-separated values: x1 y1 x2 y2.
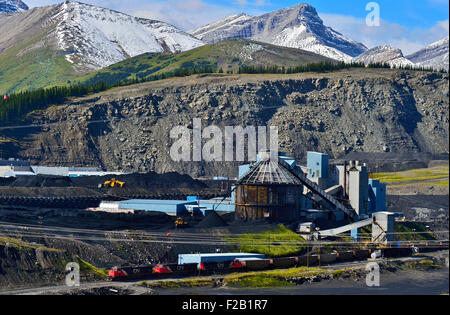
0 38 336 94
76 39 336 86
229 224 306 257
0 26 78 94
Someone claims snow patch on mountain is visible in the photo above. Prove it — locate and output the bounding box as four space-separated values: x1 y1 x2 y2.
190 14 252 39
271 25 355 62
407 36 449 71
55 1 204 69
354 45 415 68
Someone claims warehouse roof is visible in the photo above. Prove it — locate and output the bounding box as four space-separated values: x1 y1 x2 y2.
237 160 302 186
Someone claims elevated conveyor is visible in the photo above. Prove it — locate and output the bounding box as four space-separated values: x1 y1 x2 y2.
279 159 358 220
314 218 373 237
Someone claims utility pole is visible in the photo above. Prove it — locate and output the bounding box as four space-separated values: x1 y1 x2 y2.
318 242 321 267
306 240 309 268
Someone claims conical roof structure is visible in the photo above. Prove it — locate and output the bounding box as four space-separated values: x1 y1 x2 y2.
237 160 302 186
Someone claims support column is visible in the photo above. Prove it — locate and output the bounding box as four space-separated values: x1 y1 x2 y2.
372 212 395 244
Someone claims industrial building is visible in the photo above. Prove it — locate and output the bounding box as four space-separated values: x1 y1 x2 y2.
96 151 388 225
368 179 387 213
0 159 124 178
235 151 390 239
0 159 34 177
97 198 235 217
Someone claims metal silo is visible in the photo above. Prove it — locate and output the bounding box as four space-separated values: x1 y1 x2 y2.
235 158 303 223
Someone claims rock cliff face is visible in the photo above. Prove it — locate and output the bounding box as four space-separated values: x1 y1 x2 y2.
0 244 69 288
4 69 448 178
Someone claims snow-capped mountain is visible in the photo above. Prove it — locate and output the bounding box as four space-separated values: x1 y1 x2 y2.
354 45 415 68
189 3 367 62
54 1 204 69
0 0 28 13
407 36 449 71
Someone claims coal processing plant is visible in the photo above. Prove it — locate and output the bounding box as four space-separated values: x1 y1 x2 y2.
83 151 395 243
233 151 394 243
0 151 396 241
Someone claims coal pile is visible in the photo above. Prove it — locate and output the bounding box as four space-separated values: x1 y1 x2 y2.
9 175 73 188
71 172 207 190
0 177 15 186
196 211 228 228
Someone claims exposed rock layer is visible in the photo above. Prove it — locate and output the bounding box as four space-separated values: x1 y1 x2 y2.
2 69 448 178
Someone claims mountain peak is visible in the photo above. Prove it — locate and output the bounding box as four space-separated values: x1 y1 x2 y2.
0 0 28 13
296 3 320 17
354 45 414 67
190 3 367 61
407 35 449 71
52 1 204 69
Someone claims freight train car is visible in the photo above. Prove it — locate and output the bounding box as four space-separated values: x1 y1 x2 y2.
336 251 354 262
153 263 198 274
296 255 319 266
318 253 337 264
108 265 155 280
353 249 371 260
199 260 243 273
382 247 412 258
241 258 272 270
108 244 425 281
272 257 297 268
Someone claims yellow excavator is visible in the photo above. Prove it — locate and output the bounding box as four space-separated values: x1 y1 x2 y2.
103 178 125 188
175 217 188 229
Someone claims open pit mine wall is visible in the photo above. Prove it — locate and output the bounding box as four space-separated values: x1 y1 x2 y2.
3 70 448 178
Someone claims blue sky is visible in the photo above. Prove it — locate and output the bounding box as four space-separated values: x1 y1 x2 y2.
25 0 449 54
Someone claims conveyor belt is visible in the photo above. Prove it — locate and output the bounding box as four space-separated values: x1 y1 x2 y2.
315 218 373 237
279 159 358 220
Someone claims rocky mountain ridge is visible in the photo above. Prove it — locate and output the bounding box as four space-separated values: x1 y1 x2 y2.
354 45 415 68
189 3 367 62
407 36 449 71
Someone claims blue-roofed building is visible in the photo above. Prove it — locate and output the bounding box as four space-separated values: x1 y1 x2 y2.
0 159 30 167
114 197 236 217
118 199 198 216
198 198 235 213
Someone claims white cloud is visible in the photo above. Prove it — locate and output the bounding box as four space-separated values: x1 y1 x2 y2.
234 0 249 6
132 0 237 31
321 13 449 55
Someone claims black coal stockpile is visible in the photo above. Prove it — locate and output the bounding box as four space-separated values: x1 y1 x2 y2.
0 177 15 186
196 211 228 228
9 175 73 187
71 172 207 190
